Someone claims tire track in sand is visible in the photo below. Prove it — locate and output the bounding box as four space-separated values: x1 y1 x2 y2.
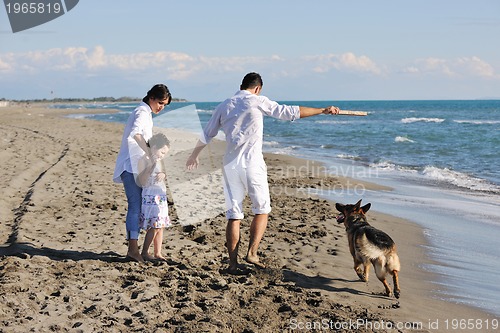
0 125 69 253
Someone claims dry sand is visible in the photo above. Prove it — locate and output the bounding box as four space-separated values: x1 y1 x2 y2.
0 105 496 332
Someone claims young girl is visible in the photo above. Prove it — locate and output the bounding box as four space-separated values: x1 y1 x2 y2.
136 133 171 260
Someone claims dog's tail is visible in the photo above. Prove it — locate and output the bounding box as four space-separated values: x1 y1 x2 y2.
386 250 401 273
357 234 386 259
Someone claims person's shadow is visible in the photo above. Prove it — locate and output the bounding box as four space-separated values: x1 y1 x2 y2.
0 242 126 263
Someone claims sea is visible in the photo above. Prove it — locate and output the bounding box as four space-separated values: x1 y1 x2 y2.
57 99 500 316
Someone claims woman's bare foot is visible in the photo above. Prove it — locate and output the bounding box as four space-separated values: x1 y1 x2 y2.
127 240 144 263
126 251 144 263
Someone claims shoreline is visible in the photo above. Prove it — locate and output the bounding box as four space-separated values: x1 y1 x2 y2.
0 105 496 331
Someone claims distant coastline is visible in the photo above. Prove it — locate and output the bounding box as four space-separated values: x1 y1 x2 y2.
0 96 188 104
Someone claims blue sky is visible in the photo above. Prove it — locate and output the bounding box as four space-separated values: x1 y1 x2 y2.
1 0 499 101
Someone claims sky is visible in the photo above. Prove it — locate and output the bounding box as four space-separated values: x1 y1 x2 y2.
1 0 499 101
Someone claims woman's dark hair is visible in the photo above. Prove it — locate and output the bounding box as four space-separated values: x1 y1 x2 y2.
142 84 172 105
240 72 263 90
147 133 171 149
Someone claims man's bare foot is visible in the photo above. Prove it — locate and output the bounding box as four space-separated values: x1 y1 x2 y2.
224 265 250 275
126 252 144 263
228 262 238 272
245 254 266 269
141 253 156 261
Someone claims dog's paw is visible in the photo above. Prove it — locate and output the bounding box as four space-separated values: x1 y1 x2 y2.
356 272 367 282
394 290 400 299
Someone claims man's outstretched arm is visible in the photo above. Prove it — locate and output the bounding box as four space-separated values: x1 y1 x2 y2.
299 106 340 118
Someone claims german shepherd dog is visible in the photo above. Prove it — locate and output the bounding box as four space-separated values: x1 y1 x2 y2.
335 200 401 298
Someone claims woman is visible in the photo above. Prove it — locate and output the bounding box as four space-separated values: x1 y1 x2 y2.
113 84 171 262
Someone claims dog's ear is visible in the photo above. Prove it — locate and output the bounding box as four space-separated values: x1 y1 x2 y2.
354 199 362 210
335 203 345 212
361 203 371 214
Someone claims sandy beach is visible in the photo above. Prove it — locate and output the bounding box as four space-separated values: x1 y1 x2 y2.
0 105 496 332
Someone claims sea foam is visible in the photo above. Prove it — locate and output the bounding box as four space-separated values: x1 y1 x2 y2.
453 120 500 125
395 136 415 143
423 166 500 193
401 117 445 124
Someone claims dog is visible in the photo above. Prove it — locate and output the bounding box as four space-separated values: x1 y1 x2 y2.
335 199 401 298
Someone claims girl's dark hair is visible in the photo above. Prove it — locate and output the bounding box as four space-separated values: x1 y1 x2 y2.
240 72 263 90
142 84 172 105
147 133 171 149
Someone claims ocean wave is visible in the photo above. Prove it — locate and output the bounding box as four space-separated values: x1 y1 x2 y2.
369 161 419 174
263 141 280 146
369 161 397 171
315 120 352 124
369 162 500 193
116 104 135 109
423 166 500 193
267 146 299 155
401 117 445 124
453 120 500 125
337 153 362 161
65 113 91 119
395 136 415 143
196 108 214 114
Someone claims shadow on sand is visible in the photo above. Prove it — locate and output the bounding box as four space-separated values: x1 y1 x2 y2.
0 242 126 263
282 269 390 300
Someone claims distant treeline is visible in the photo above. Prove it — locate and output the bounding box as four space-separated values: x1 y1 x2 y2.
3 97 188 103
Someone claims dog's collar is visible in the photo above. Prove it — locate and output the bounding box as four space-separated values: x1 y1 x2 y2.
351 214 367 223
344 214 367 230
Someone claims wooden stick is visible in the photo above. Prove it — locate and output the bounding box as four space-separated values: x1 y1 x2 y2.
338 110 368 116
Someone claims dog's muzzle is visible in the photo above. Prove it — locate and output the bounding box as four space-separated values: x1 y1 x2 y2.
336 213 345 224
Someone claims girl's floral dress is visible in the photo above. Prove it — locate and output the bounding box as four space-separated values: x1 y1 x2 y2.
140 163 171 229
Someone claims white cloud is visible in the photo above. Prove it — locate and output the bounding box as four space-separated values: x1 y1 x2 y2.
0 58 11 71
1 46 498 85
403 66 419 74
1 47 498 100
0 47 384 79
456 56 495 77
87 46 107 69
0 46 196 74
404 56 496 78
304 52 382 75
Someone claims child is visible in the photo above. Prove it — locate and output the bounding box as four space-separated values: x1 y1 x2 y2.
136 133 171 260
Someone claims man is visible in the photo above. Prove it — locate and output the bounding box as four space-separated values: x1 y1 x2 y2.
186 72 340 273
